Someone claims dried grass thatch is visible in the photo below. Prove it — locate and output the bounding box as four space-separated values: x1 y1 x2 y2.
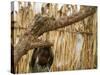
11 2 97 73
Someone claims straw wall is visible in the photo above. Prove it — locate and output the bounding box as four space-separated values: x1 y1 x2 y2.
11 2 97 73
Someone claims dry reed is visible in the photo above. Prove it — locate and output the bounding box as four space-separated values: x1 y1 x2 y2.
11 2 97 73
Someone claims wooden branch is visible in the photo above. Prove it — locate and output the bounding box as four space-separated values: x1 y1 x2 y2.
14 34 52 66
32 6 96 36
13 6 97 67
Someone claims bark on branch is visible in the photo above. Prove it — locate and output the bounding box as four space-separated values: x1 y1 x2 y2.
13 6 97 67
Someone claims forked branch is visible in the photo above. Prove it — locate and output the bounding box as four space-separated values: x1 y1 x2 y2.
13 6 97 67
